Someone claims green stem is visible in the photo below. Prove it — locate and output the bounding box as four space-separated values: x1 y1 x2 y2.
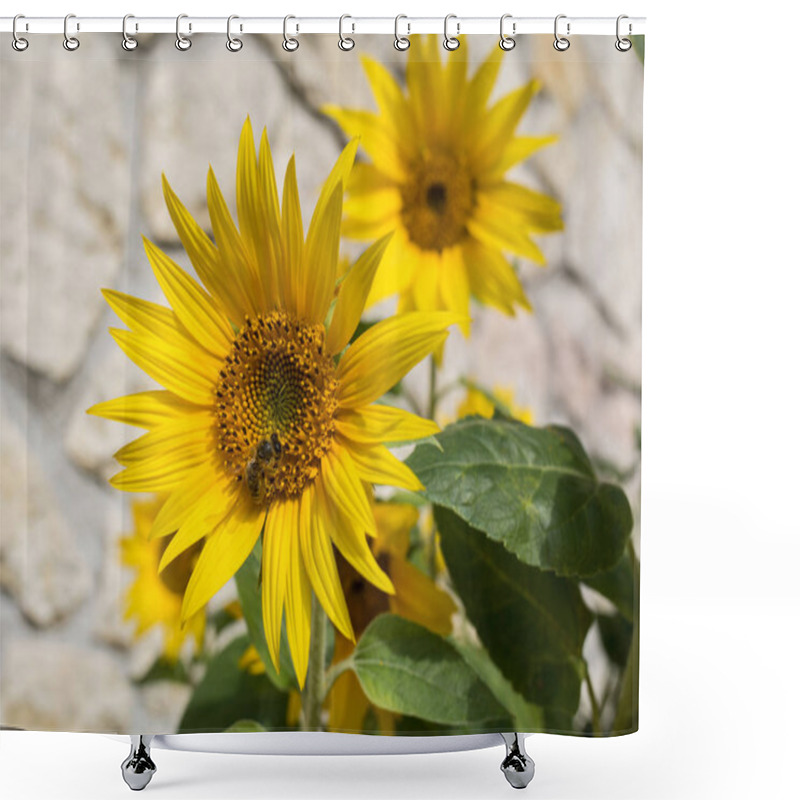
323 656 354 697
301 594 327 732
427 356 438 420
585 668 602 735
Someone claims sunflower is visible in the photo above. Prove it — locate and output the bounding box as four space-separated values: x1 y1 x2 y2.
323 35 563 332
89 118 460 688
119 495 205 663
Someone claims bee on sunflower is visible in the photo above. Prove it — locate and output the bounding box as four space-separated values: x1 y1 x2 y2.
323 35 563 331
89 118 460 690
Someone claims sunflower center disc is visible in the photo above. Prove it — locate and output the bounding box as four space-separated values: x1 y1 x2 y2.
400 151 474 251
215 311 338 506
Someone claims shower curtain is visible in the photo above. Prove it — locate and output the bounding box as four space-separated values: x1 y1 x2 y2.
0 30 643 738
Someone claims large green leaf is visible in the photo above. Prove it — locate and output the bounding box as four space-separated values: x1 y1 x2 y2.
436 508 592 716
178 636 289 733
352 614 510 729
407 418 633 577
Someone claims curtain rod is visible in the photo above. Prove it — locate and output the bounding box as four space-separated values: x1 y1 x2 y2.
1 16 646 37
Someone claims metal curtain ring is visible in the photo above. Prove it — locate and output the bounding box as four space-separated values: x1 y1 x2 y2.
12 14 29 52
499 14 516 51
283 15 299 51
615 14 632 52
394 14 410 50
175 14 192 51
553 14 570 51
121 14 138 51
63 13 80 51
227 15 243 51
338 14 355 51
443 14 460 51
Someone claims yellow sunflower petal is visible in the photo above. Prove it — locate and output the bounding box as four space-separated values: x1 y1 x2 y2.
313 138 359 221
258 127 284 306
320 445 376 536
406 35 444 136
438 247 471 333
301 181 342 324
113 415 212 466
360 56 415 147
103 290 207 359
299 485 354 641
261 497 295 671
336 312 461 408
466 54 502 117
142 238 232 357
467 203 547 265
109 328 215 406
335 405 438 445
236 118 273 312
150 464 221 539
162 174 245 328
470 80 541 169
87 391 196 429
285 526 312 690
158 480 237 569
321 107 405 182
363 232 413 307
207 166 260 319
462 239 531 314
346 442 424 492
316 466 394 596
181 505 263 622
280 156 303 317
480 182 563 234
487 134 559 179
326 233 393 355
110 445 209 493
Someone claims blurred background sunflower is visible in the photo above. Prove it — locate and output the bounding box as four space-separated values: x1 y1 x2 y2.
120 495 205 664
324 35 563 333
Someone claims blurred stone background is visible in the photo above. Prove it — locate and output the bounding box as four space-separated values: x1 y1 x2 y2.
0 34 642 732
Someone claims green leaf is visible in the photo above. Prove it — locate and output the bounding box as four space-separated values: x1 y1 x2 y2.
133 656 191 686
407 418 633 577
451 638 545 730
352 614 510 729
234 544 335 692
582 549 636 620
436 508 591 716
178 636 289 733
597 613 634 668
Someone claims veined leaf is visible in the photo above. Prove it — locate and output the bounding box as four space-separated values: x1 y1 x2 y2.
352 614 510 729
436 508 591 715
407 418 633 577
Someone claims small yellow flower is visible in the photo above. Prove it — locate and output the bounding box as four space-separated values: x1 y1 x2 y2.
458 384 534 425
120 496 205 662
90 119 461 688
327 502 457 732
324 35 562 333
